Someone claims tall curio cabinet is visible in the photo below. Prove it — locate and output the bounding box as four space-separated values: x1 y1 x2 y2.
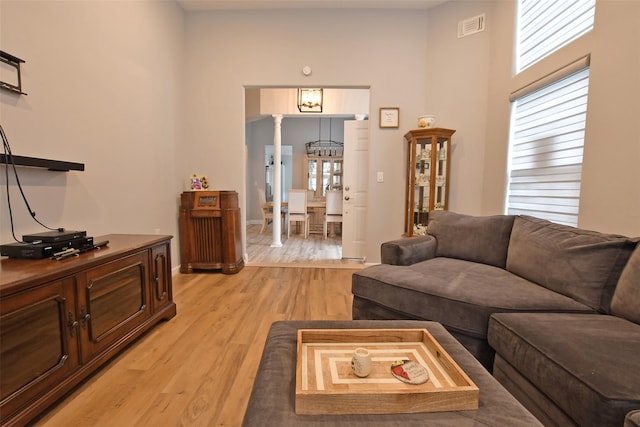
404 128 456 236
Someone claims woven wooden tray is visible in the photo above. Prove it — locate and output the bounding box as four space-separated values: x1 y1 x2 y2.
295 328 479 415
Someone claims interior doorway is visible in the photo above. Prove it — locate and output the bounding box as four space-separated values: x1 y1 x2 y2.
244 87 370 266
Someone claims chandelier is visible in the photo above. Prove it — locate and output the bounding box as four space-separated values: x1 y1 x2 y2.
297 88 323 113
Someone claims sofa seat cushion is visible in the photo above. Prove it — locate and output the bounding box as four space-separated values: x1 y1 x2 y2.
351 257 593 339
506 215 637 313
488 313 640 427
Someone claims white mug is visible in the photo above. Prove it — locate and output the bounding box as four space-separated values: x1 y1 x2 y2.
351 347 372 377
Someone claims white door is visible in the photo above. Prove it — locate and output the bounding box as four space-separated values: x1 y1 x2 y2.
342 120 369 260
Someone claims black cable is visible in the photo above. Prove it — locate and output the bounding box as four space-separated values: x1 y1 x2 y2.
1 124 59 243
2 126 21 242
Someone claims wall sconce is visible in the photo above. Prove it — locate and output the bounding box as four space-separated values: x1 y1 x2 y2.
297 88 323 113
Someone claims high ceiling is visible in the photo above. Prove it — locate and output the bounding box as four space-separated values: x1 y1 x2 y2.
176 0 446 11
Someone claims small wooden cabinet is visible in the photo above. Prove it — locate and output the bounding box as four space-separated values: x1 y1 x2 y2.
0 234 176 427
404 128 456 236
179 190 244 274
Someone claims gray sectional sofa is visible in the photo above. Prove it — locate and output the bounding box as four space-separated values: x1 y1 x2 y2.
488 242 640 426
352 210 640 426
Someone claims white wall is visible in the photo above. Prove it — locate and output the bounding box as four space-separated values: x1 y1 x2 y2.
182 9 432 262
425 1 494 215
578 0 640 234
427 0 640 237
1 0 185 260
258 88 369 115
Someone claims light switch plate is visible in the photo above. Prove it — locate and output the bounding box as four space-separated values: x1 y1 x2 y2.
377 171 384 183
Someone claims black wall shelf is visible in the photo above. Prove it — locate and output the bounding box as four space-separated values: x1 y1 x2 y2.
1 154 84 172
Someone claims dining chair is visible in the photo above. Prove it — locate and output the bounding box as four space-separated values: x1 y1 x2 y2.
287 189 310 238
258 188 284 234
305 189 317 222
324 190 343 238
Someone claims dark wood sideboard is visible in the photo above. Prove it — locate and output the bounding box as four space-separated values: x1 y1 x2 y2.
179 190 244 274
0 234 176 427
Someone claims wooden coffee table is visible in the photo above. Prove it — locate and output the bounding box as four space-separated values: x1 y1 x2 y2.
242 320 542 426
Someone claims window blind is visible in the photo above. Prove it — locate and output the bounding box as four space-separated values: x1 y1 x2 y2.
517 0 595 72
506 67 590 226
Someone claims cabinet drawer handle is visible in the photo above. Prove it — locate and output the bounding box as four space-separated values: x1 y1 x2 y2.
81 305 91 329
68 313 79 337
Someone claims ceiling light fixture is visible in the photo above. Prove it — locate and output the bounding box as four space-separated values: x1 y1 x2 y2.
297 88 323 113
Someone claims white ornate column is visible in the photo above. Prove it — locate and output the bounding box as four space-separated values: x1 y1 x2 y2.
271 114 283 247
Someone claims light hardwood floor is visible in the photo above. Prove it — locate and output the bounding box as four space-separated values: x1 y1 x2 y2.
245 223 364 268
33 266 359 427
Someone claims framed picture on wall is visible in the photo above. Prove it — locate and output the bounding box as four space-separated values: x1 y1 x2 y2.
379 107 399 128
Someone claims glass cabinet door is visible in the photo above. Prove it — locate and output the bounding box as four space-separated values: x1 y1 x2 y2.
0 277 80 418
414 139 430 227
79 252 151 363
322 160 331 196
305 157 343 198
435 141 447 210
307 159 317 193
332 160 343 191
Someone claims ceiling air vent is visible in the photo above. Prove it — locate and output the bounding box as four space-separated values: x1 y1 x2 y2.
458 14 485 38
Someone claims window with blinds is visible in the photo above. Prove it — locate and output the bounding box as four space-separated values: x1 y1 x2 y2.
517 0 595 72
506 67 590 226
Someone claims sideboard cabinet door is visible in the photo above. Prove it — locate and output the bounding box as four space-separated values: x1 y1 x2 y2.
0 277 80 420
77 251 152 363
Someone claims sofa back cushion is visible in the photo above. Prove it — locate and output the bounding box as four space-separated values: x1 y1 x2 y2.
611 245 640 324
427 211 515 269
506 215 637 313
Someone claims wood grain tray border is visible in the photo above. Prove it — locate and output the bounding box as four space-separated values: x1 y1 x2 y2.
295 328 479 415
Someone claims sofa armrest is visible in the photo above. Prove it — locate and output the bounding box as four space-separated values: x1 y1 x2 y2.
380 235 437 266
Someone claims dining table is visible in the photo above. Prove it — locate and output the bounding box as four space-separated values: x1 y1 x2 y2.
266 198 326 211
266 198 327 235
